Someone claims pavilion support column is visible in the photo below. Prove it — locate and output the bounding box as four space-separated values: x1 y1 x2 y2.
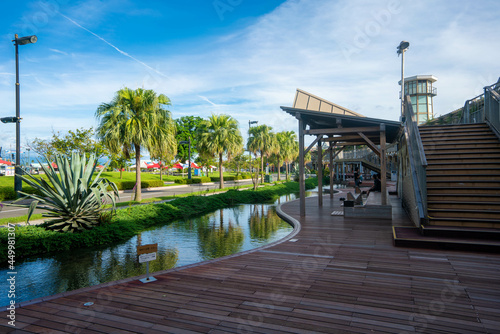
329 140 334 199
298 113 306 217
380 124 387 205
317 137 323 207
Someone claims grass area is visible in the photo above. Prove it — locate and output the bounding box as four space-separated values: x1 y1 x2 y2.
0 178 317 263
0 183 258 225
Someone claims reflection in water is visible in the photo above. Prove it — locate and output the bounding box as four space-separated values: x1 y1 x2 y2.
0 192 305 306
196 214 244 260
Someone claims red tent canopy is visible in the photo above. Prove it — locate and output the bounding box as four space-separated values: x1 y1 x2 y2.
147 163 160 169
172 163 184 169
189 162 200 169
0 160 12 165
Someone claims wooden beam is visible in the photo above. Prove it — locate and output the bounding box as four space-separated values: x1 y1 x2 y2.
329 140 334 199
305 126 380 135
380 124 387 205
298 113 306 217
332 146 346 159
358 132 381 156
317 138 323 207
304 135 322 155
323 134 379 142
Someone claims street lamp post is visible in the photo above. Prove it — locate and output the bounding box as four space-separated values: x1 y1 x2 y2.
11 34 37 193
397 41 409 122
180 138 191 179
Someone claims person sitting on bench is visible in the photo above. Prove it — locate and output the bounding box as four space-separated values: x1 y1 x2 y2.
367 173 381 195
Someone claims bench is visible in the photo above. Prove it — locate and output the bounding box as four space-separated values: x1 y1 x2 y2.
343 190 392 220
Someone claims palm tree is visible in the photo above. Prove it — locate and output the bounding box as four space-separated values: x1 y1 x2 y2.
247 125 277 183
280 131 297 181
197 114 243 189
96 87 176 201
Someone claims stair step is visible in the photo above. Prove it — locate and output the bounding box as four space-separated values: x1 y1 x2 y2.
427 187 500 195
428 208 500 219
425 152 500 159
427 174 500 181
421 225 500 240
393 226 500 252
427 157 500 164
426 168 500 176
427 217 500 228
426 162 500 170
427 194 500 202
427 180 500 187
421 134 498 142
422 142 500 149
424 147 500 154
419 123 489 131
419 125 490 134
428 201 500 210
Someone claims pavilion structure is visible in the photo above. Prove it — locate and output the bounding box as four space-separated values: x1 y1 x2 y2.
281 89 401 217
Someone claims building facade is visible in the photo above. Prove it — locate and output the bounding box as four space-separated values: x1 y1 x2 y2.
399 75 437 125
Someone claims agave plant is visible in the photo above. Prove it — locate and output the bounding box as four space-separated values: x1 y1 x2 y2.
10 152 119 233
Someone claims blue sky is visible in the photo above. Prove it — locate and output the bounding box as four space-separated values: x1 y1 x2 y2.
1 0 499 159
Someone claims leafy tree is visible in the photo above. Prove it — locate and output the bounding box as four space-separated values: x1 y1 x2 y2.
226 152 249 176
247 125 277 183
175 116 203 162
28 128 107 162
197 114 243 189
108 150 130 179
96 87 176 201
279 131 297 181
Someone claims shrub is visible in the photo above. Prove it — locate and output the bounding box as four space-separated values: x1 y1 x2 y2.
0 186 16 201
8 153 119 233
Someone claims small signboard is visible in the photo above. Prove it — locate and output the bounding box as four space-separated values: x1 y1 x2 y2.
139 252 157 263
137 243 158 283
137 243 158 255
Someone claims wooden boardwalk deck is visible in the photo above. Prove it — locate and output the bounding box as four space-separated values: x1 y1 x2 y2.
2 192 500 333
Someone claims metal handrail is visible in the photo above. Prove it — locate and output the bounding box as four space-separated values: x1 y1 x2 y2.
403 95 427 223
459 78 500 125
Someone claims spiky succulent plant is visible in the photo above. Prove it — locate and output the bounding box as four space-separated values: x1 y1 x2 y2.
10 153 119 233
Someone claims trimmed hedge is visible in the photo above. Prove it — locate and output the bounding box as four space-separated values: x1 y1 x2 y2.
112 179 164 190
174 177 211 185
0 178 318 263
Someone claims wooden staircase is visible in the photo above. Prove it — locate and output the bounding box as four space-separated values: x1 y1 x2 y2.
419 123 500 241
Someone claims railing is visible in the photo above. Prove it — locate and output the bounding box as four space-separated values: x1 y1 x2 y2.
403 95 427 224
484 80 500 135
459 78 500 127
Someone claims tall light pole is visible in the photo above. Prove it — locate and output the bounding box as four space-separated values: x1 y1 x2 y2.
397 41 409 122
180 138 191 179
12 34 37 193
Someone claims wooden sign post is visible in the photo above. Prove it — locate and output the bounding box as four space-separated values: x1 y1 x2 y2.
137 243 158 283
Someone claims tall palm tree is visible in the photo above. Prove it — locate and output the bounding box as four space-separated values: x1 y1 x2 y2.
96 87 175 201
197 114 243 189
247 125 277 183
281 131 297 181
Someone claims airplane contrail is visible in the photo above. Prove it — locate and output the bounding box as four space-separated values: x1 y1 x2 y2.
59 13 168 78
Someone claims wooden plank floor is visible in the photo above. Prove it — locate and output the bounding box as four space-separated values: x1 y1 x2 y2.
2 191 500 333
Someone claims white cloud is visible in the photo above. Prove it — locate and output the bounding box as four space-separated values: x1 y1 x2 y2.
3 0 500 149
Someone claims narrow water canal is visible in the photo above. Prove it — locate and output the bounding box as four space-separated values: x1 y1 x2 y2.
1 192 311 307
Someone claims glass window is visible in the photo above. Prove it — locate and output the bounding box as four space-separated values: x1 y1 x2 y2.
418 113 428 124
418 96 427 104
418 103 427 114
